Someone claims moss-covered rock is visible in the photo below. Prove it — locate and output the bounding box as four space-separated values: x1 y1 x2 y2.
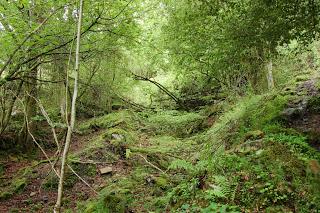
155 176 168 190
244 130 265 141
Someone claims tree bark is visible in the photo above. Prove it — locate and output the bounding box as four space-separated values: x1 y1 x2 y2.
0 80 23 137
266 59 274 90
54 0 84 211
18 65 37 152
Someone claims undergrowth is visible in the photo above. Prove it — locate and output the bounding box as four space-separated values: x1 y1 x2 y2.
77 74 320 212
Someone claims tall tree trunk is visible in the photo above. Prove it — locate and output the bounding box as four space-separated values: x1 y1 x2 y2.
0 80 23 137
266 59 274 90
54 0 83 211
18 66 38 152
52 54 68 122
18 0 38 152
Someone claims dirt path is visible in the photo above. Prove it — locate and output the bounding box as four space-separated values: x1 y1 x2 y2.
0 130 105 212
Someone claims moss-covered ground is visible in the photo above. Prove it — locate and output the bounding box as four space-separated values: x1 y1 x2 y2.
0 73 319 212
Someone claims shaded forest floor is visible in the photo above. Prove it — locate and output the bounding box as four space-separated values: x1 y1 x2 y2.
1 72 320 212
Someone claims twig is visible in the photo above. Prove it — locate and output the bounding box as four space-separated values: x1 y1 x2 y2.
69 159 112 165
137 154 166 174
27 117 61 178
29 93 61 153
67 164 98 194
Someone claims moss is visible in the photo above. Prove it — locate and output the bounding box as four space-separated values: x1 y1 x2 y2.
155 176 168 189
244 130 264 141
0 191 13 201
104 192 127 213
71 163 97 177
42 170 78 190
83 202 100 213
295 75 309 82
146 111 205 137
103 128 137 145
78 110 139 132
316 80 320 90
13 178 27 193
307 96 320 112
0 177 27 201
265 206 292 213
132 167 150 182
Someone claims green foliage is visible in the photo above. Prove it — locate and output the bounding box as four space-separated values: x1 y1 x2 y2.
266 133 320 161
78 110 139 132
168 159 195 173
161 0 320 93
200 203 241 213
176 202 240 213
146 110 205 136
206 175 235 200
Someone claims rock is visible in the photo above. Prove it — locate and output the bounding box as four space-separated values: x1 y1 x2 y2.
145 176 156 185
30 192 37 197
99 166 113 175
112 133 124 140
281 107 305 119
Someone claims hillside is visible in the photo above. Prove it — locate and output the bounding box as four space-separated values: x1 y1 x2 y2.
1 71 319 212
1 0 320 212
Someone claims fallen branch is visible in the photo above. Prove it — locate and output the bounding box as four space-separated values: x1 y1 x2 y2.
137 154 166 174
67 164 98 195
69 159 113 165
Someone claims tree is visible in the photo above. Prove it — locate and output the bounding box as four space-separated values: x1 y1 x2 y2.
161 0 320 93
54 0 84 211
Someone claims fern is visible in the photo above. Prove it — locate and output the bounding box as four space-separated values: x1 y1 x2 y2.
206 175 237 200
168 159 195 173
201 202 241 213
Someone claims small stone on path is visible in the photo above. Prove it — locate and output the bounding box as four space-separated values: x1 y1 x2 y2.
99 166 113 175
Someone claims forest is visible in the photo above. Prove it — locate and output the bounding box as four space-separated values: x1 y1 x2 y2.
0 0 319 212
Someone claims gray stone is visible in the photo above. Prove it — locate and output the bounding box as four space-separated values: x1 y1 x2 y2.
112 133 124 140
99 166 113 175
